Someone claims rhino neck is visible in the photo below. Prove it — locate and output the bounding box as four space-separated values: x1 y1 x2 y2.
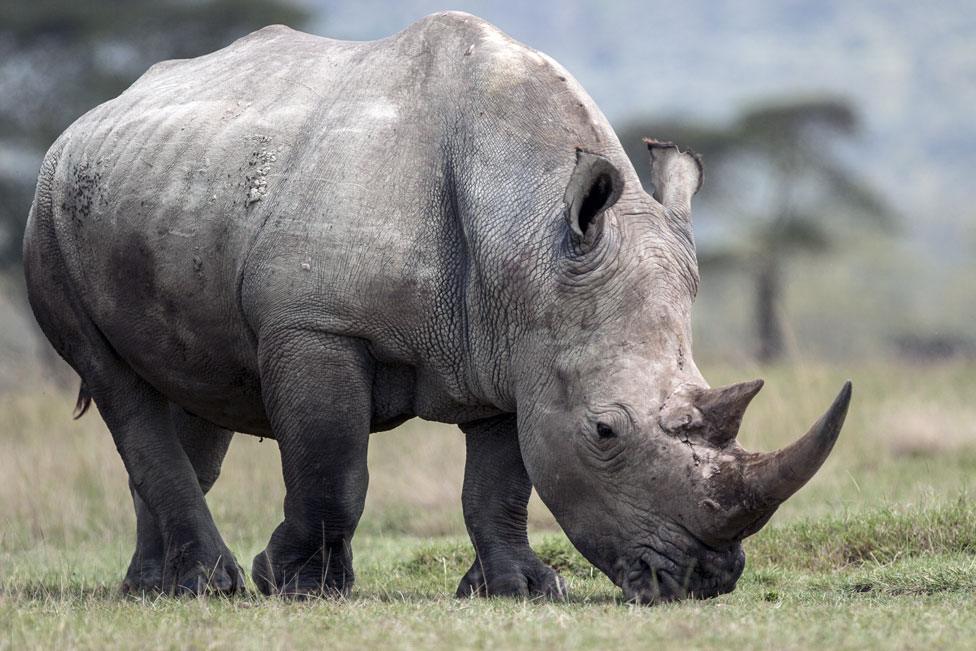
434 34 649 414
498 189 703 415
450 182 559 413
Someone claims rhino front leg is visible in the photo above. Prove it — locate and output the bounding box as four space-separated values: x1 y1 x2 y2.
456 415 567 600
252 330 371 597
123 406 234 594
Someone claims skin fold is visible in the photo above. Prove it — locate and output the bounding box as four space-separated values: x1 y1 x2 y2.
22 12 850 602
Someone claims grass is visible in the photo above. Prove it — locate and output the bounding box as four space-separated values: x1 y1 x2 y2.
1 360 976 649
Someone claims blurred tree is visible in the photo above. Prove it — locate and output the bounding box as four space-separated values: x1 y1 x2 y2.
620 98 894 362
0 0 309 274
0 0 307 381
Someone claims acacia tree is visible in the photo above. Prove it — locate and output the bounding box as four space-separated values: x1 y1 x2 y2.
620 98 893 362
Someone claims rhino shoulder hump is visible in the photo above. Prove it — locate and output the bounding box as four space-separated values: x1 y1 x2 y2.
403 11 521 53
233 23 300 45
140 58 185 80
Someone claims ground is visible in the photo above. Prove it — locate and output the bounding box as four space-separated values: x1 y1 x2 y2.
2 361 975 649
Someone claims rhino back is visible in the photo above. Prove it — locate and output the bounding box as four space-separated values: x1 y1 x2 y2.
38 12 636 430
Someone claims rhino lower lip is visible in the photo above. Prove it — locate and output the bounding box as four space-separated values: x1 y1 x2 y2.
619 561 684 604
616 533 745 604
619 560 730 604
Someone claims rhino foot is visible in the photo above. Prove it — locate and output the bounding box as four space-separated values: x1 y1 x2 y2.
163 540 245 596
121 531 246 596
121 558 163 595
121 547 245 597
456 555 567 601
251 546 354 599
170 556 246 596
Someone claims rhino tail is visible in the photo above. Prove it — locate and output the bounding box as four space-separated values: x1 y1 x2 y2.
72 381 92 419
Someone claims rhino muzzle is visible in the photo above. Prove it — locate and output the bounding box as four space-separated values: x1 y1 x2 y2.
633 380 854 600
615 523 746 604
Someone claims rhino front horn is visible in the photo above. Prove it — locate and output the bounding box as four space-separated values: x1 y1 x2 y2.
744 381 853 504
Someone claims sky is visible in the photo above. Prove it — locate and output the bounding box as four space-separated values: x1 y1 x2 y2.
298 0 976 262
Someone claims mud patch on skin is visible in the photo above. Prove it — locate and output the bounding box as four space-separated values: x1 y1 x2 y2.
108 232 159 309
243 135 280 205
63 160 108 232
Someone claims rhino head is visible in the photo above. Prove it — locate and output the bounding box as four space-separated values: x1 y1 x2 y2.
514 140 851 603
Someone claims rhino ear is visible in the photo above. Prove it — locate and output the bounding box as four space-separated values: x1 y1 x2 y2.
644 138 702 218
564 149 624 243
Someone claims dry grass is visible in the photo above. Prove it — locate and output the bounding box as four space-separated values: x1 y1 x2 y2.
2 360 976 649
877 400 976 458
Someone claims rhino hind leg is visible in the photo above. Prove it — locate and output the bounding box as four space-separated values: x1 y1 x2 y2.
456 415 567 601
251 331 371 598
123 407 234 595
83 364 244 596
24 196 243 596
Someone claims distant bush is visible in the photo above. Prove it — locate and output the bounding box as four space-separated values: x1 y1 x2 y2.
892 333 976 362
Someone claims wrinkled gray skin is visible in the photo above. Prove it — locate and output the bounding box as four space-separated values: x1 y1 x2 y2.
23 12 851 603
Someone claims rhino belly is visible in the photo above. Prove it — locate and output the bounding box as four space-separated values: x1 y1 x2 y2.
88 225 271 435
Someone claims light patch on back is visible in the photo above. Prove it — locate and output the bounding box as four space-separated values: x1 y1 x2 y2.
475 21 544 68
537 51 616 140
472 24 614 142
364 98 399 122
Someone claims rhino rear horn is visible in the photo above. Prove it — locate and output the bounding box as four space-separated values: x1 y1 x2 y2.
695 379 764 446
644 138 702 218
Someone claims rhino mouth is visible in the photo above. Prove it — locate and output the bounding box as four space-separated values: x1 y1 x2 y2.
615 524 746 604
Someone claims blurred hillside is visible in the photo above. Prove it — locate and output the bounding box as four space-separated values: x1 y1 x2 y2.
1 0 973 381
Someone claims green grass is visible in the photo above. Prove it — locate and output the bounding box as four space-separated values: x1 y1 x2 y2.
2 361 976 649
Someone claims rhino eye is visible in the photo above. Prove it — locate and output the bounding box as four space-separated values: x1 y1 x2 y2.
596 422 617 439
